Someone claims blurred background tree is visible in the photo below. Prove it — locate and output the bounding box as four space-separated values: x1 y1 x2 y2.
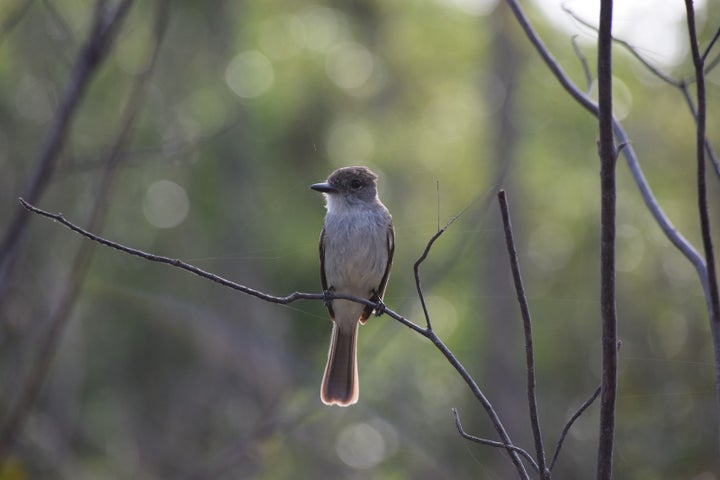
0 0 719 478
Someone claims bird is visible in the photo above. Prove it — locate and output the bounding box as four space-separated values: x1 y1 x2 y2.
310 166 394 406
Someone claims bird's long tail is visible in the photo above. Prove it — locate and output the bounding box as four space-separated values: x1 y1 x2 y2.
321 320 359 406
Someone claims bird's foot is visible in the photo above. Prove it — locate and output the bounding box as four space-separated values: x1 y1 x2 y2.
371 290 386 316
322 289 334 308
373 300 386 316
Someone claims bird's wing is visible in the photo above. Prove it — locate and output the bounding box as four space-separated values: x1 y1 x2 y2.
319 225 335 318
361 222 394 322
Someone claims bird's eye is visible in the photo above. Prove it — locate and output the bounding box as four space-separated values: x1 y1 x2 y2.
350 180 362 189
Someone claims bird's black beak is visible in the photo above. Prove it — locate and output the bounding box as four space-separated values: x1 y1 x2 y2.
310 182 337 193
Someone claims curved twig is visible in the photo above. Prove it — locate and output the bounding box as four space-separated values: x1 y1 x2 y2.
550 385 602 470
452 408 539 474
563 4 720 180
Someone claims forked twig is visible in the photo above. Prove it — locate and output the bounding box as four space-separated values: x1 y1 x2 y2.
684 0 720 444
563 4 720 180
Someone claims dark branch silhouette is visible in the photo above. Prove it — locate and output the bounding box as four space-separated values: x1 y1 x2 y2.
550 385 602 471
596 1 618 478
685 0 720 445
498 190 549 480
451 408 538 474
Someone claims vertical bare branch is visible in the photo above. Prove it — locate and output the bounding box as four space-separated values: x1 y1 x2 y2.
596 1 617 479
685 0 720 444
497 190 549 480
0 0 134 300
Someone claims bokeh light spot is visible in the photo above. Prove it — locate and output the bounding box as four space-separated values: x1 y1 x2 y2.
291 5 344 52
142 180 190 229
225 51 274 99
325 41 374 90
335 423 386 469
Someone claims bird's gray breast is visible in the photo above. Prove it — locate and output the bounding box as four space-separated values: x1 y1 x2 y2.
323 210 389 295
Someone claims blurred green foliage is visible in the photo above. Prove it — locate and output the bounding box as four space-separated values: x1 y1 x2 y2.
1 0 720 478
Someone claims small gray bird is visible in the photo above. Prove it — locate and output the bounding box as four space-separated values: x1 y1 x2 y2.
311 166 394 406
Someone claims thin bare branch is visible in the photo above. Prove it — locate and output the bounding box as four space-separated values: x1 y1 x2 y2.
702 26 720 63
570 35 593 92
498 190 549 480
564 4 720 180
563 5 682 87
550 385 602 471
452 408 539 474
424 327 529 479
413 228 444 331
685 0 720 446
596 1 618 478
17 198 330 304
413 197 476 331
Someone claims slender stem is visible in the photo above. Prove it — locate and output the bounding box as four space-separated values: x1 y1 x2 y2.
596 1 617 479
570 36 593 92
550 386 602 471
452 408 539 473
498 190 549 479
414 229 443 331
702 26 720 63
685 0 720 447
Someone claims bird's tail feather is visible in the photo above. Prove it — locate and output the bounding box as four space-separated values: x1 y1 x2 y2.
321 321 359 406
